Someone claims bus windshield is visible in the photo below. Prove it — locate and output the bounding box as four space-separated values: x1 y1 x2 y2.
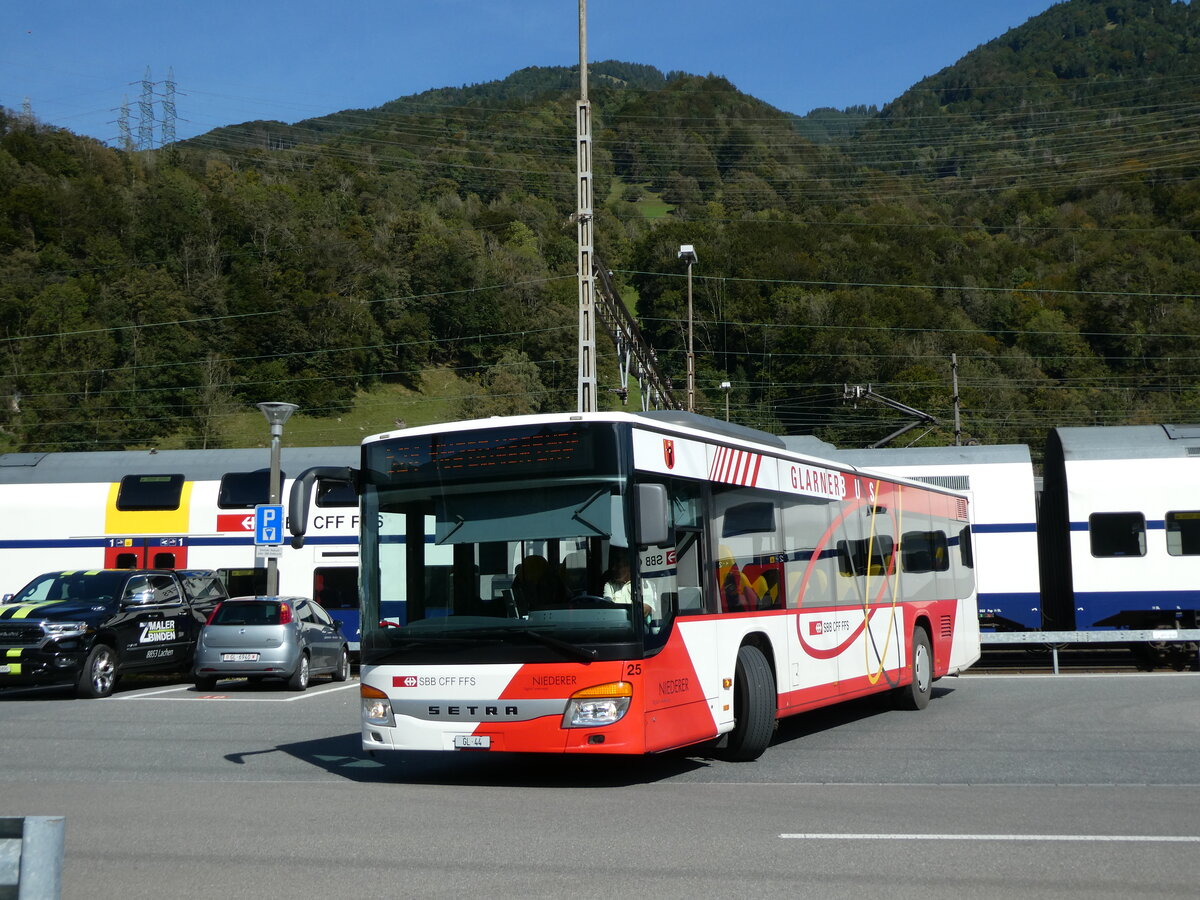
358 422 659 664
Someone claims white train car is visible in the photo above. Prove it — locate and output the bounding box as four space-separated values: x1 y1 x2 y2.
1039 425 1200 631
0 446 365 646
833 444 1041 631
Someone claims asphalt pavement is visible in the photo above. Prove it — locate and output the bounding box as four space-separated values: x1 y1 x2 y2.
2 672 1198 899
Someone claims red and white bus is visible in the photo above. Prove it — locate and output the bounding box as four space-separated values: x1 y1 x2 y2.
290 411 981 760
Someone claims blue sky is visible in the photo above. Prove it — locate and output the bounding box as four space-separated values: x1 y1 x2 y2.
2 1 1062 145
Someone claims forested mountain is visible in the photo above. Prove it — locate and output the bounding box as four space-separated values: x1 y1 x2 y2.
1 0 1199 453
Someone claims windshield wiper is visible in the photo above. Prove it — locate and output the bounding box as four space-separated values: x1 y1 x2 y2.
507 628 598 662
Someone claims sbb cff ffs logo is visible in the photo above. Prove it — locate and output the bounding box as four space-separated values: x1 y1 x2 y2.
810 619 851 636
395 675 419 687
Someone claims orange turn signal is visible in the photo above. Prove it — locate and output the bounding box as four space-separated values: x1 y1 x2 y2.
570 681 633 700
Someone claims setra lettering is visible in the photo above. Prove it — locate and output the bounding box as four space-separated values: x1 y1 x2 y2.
428 705 519 717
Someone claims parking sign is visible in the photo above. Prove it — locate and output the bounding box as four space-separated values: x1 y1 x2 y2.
254 504 284 545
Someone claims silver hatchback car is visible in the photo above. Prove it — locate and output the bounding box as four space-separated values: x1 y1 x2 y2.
193 596 350 691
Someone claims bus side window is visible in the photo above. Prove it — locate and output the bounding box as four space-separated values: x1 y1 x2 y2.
673 531 705 616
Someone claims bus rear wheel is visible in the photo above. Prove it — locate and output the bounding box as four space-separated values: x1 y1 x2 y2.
895 626 933 711
719 644 775 762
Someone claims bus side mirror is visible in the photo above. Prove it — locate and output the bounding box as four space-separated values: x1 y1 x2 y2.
636 483 669 548
288 466 358 548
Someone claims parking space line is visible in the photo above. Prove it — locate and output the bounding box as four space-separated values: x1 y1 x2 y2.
116 682 361 701
780 833 1200 843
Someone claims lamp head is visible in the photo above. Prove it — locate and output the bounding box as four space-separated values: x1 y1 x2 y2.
257 402 298 427
677 244 697 264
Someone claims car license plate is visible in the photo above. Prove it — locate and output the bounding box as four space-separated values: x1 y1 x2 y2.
453 734 490 750
222 652 260 662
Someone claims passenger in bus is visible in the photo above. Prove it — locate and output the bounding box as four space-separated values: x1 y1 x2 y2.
790 565 829 608
513 554 569 612
717 546 758 613
603 552 659 621
751 568 781 609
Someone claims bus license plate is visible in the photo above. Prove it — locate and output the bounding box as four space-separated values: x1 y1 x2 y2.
222 653 260 662
453 735 490 750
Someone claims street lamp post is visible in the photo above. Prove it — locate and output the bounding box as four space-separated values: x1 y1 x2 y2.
678 244 698 413
257 401 298 596
720 381 731 421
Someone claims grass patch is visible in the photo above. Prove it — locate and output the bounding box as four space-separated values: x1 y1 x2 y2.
167 369 467 450
633 197 674 218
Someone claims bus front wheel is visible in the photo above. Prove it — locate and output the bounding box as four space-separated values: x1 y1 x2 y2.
719 644 775 762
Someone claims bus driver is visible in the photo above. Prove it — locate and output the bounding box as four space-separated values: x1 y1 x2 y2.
603 552 659 621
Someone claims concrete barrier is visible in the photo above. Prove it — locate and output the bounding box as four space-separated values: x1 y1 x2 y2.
0 817 64 900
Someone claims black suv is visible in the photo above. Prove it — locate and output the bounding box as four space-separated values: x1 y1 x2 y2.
0 569 227 698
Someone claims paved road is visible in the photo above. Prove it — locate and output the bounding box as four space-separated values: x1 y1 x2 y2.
2 673 1198 899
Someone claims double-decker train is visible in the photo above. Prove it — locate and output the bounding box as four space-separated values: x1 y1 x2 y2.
4 421 1198 666
0 446 364 647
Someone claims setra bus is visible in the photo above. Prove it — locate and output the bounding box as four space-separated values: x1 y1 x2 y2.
289 410 981 760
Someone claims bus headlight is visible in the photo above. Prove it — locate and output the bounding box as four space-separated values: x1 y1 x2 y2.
361 684 395 727
562 681 633 728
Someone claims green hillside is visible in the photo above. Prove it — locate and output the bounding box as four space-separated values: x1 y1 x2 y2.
1 0 1199 453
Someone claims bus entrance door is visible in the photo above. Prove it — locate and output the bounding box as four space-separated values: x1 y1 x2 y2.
104 537 188 569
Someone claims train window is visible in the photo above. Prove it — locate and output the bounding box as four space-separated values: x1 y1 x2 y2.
1089 512 1146 557
117 474 184 511
219 470 285 509
316 478 357 507
313 567 358 610
220 567 267 596
1165 511 1200 556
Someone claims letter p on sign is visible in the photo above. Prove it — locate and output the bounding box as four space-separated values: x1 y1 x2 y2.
255 504 284 545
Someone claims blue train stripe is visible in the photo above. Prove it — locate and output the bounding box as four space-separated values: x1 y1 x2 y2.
0 539 111 549
1073 590 1200 629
